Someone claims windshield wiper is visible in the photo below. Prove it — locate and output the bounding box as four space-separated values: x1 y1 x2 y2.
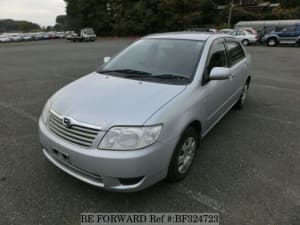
152 74 190 81
98 70 189 82
123 74 190 82
99 69 151 76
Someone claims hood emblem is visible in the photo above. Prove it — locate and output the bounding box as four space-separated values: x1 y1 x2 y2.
62 117 72 128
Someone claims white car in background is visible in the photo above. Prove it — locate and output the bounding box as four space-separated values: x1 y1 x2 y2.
56 32 65 38
33 32 43 40
22 33 33 41
230 30 257 46
9 33 22 42
0 34 10 43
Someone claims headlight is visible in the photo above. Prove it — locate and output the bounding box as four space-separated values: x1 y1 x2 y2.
40 99 51 124
98 125 162 150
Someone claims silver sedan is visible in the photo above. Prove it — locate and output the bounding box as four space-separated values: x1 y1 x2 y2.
39 32 251 192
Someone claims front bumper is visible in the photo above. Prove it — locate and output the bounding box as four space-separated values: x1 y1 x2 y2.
39 119 177 192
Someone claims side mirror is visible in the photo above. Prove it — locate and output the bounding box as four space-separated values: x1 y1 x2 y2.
104 56 111 64
209 67 231 80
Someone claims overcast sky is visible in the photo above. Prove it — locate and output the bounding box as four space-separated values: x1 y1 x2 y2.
0 0 66 26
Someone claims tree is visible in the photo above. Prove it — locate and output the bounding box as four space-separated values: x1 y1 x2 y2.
62 0 300 36
55 15 67 31
0 19 41 32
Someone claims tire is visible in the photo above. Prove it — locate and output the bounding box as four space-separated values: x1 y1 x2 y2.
167 127 199 182
235 81 250 109
267 38 277 47
242 39 249 46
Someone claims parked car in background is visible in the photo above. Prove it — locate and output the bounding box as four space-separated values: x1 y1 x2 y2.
41 32 50 40
240 27 258 36
9 33 22 42
230 30 257 46
32 32 43 40
0 31 69 43
56 32 65 38
68 28 96 42
65 31 77 40
22 33 33 41
262 23 300 47
0 34 10 43
39 32 251 192
235 20 300 44
48 32 56 39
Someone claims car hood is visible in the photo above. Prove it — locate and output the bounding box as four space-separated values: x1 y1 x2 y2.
51 72 186 130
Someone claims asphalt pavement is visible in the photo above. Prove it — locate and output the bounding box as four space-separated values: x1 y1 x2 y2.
0 39 300 225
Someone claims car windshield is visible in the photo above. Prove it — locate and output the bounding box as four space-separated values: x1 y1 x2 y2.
97 38 205 84
84 29 94 35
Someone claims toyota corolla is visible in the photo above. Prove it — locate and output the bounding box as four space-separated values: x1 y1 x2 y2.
39 32 251 192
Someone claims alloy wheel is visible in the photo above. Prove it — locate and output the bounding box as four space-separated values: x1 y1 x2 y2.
177 137 196 174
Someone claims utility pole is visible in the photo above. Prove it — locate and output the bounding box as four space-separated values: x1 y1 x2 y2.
227 0 234 27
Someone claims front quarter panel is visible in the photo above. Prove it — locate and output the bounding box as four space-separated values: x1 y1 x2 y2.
145 84 207 163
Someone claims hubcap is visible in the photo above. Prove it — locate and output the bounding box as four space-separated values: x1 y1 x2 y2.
243 40 248 46
269 40 275 46
241 84 248 105
178 137 196 174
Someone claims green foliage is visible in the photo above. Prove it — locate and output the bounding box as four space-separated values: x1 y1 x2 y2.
63 0 300 36
0 19 41 32
55 15 67 31
64 0 218 35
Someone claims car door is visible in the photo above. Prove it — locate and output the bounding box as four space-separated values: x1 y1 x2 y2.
233 31 242 42
203 38 234 129
225 39 248 101
284 25 298 43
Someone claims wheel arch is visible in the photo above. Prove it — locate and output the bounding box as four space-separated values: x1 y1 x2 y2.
267 35 279 42
246 75 251 85
242 39 250 45
171 119 202 155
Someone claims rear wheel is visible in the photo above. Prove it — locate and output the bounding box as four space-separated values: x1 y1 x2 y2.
242 39 249 46
267 38 278 47
167 127 199 182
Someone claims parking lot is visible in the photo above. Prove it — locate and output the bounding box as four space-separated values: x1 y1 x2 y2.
0 39 300 225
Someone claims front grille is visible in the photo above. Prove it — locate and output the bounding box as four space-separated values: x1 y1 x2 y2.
48 111 100 147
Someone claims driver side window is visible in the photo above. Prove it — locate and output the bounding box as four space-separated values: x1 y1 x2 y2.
207 40 228 74
203 39 228 83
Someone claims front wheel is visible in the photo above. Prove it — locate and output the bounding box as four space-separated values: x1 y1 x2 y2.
267 38 278 47
235 82 250 109
167 127 199 182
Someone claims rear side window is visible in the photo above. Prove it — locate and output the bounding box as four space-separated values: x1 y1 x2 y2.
275 26 285 32
284 25 296 32
225 41 245 66
264 26 275 33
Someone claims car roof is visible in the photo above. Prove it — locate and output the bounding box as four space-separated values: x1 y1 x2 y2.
144 32 231 41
